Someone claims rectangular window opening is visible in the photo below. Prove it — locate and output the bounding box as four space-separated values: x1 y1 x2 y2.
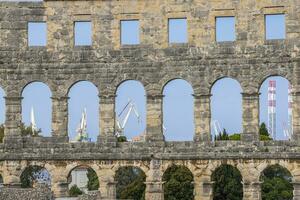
265 14 285 40
74 21 92 46
216 16 236 42
28 22 47 47
168 18 188 44
120 20 140 45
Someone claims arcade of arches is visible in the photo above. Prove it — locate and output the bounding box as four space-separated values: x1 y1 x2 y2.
1 160 299 200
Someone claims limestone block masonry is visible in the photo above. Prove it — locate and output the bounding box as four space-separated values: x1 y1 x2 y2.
1 0 300 199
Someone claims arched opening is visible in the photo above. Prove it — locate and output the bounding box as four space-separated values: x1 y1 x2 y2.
115 166 146 200
211 164 243 200
67 166 99 197
163 79 194 141
68 81 99 142
115 80 146 142
211 78 242 141
21 82 52 137
20 165 51 188
162 165 194 200
259 76 291 141
0 87 5 143
260 164 293 200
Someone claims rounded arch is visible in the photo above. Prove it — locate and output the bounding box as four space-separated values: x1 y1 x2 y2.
211 164 243 200
68 81 99 142
115 80 146 141
20 165 51 188
210 76 243 94
161 78 194 94
21 81 52 137
211 77 243 140
259 76 291 140
114 166 146 200
67 164 100 196
260 164 293 200
256 68 292 93
162 164 194 200
163 79 195 141
67 80 100 96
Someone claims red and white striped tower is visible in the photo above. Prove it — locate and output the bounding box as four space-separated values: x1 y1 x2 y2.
288 84 293 139
268 80 276 139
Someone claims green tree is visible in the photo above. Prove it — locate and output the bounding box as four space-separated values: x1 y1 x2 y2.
69 185 83 197
20 165 47 188
215 129 230 141
163 165 194 200
20 122 41 137
212 165 243 200
259 122 272 141
261 164 293 200
115 167 146 200
87 168 99 191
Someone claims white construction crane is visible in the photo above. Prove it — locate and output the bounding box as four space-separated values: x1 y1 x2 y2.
30 107 38 135
115 99 141 137
283 122 292 140
211 120 222 140
74 108 90 142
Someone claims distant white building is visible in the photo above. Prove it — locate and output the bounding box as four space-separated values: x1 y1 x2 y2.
68 167 89 193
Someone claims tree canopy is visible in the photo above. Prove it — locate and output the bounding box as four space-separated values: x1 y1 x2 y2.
115 166 146 200
212 164 243 200
261 164 293 200
163 165 194 200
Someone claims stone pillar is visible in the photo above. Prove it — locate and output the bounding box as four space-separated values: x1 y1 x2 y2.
197 181 213 200
98 169 116 199
3 96 22 145
51 96 69 141
2 161 22 187
292 92 300 143
51 166 69 198
145 94 164 142
98 94 117 144
145 159 164 200
243 181 261 200
293 182 300 200
241 93 260 142
194 94 211 142
106 181 117 199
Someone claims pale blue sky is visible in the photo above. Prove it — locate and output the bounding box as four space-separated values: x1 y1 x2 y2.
0 7 289 141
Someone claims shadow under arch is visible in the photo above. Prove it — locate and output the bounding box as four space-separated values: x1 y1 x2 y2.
162 79 195 141
259 76 291 141
115 80 147 141
162 164 194 200
114 166 146 200
68 80 100 142
260 164 293 200
21 81 52 137
211 164 243 200
210 77 243 140
67 165 100 196
20 165 51 188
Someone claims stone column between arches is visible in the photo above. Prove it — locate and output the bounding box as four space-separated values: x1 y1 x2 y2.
292 92 300 143
241 93 260 142
3 96 22 145
145 94 164 142
193 94 211 142
145 159 164 200
51 95 69 142
98 94 117 144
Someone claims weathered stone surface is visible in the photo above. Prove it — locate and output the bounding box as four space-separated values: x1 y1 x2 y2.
1 0 300 199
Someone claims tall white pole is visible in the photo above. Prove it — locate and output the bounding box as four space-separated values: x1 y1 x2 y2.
268 80 276 139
